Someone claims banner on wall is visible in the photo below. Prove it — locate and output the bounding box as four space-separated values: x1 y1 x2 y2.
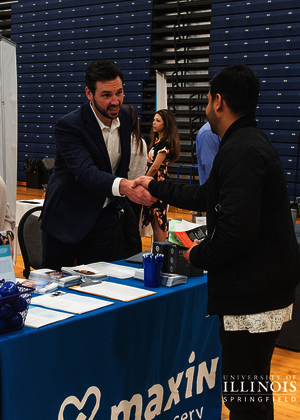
156 70 167 111
0 36 17 219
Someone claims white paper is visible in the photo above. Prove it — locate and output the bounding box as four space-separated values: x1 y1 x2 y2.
170 219 202 232
87 262 137 279
25 306 74 328
31 291 114 314
72 281 156 302
195 216 206 226
134 269 144 281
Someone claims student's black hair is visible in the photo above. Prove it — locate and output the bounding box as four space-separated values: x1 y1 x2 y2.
209 65 260 116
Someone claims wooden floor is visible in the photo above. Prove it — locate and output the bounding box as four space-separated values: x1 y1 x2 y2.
15 183 300 419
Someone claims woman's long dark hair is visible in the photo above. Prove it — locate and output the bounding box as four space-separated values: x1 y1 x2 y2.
149 109 180 162
123 104 144 155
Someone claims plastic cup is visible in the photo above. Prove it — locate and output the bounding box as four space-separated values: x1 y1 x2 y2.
144 261 163 288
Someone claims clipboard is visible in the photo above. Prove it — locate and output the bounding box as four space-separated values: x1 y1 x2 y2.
70 281 156 302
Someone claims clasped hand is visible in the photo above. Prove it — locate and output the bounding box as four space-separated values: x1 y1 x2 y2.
120 176 156 206
120 177 200 264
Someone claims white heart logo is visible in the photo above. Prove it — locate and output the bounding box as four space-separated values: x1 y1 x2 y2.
58 386 101 420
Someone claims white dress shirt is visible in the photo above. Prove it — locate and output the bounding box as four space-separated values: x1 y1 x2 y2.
90 103 124 207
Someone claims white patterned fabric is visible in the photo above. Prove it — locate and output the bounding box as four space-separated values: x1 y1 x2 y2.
223 304 293 333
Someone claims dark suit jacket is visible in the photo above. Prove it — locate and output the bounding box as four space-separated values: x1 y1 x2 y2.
41 102 131 244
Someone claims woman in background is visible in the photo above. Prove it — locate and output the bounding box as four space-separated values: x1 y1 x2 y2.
142 109 180 243
0 176 15 258
123 104 148 223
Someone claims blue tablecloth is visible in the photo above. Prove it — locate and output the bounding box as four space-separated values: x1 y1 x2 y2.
0 261 222 420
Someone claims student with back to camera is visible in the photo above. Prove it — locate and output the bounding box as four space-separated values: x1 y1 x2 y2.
134 65 300 420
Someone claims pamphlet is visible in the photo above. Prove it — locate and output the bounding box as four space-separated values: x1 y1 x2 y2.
18 278 58 294
0 231 15 283
134 269 187 287
25 306 74 328
61 264 109 281
134 268 144 281
160 273 187 287
29 268 82 287
168 219 207 248
31 291 114 314
77 261 137 279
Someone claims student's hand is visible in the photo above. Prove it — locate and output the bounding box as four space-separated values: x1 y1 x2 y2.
183 239 200 263
119 179 156 206
132 176 153 190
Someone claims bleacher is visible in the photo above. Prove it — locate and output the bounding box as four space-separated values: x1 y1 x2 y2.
11 0 153 182
210 0 300 201
6 0 300 196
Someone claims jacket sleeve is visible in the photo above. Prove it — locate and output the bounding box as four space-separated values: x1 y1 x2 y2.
148 179 207 212
190 142 266 270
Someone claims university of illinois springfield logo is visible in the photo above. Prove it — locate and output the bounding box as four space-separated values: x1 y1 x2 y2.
58 386 101 420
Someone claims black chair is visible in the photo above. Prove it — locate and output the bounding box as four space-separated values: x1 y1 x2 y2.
18 206 43 278
113 200 142 261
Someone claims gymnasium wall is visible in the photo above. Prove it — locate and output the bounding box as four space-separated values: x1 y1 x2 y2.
11 0 153 182
11 0 300 200
210 0 300 201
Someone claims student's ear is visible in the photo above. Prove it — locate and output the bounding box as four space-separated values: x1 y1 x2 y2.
214 93 223 111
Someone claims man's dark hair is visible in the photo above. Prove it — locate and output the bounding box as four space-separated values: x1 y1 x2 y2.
209 65 260 116
85 60 124 95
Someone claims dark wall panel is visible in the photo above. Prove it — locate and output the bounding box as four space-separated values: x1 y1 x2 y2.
210 0 300 201
11 0 153 182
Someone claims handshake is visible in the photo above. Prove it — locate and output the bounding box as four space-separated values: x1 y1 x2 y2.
119 176 157 206
120 175 199 263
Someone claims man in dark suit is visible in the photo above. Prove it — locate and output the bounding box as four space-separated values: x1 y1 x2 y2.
41 59 153 270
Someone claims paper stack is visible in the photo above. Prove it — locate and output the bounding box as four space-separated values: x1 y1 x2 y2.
160 273 187 287
28 268 82 288
134 269 144 281
18 278 58 294
61 264 108 282
134 269 187 287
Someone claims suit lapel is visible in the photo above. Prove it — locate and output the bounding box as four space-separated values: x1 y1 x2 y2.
83 101 112 169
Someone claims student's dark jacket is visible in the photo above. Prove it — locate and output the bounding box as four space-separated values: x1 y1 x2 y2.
149 115 300 316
